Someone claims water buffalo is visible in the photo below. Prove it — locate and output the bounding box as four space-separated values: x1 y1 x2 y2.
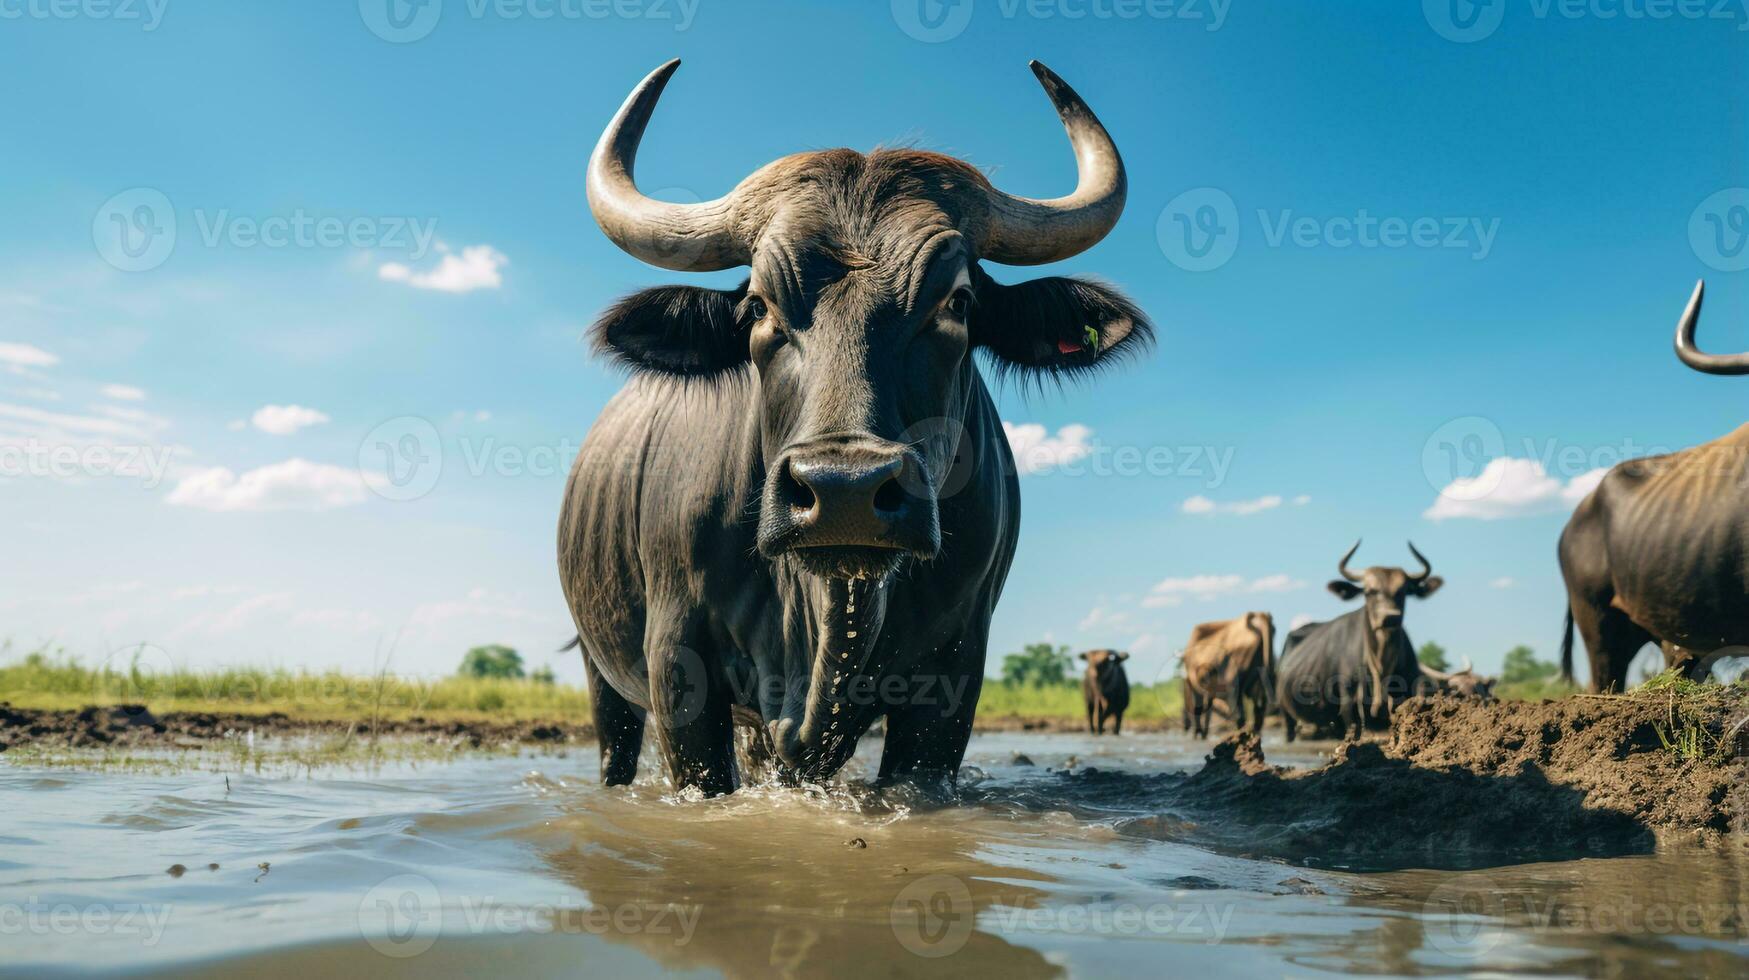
1276 543 1443 741
1418 658 1496 702
1180 612 1275 738
1079 649 1130 734
559 60 1150 794
1558 281 1749 692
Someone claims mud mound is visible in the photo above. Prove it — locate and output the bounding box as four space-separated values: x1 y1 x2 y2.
1388 692 1749 836
1156 693 1749 869
0 702 595 752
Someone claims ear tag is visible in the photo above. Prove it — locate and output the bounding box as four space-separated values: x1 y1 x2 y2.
1055 326 1101 356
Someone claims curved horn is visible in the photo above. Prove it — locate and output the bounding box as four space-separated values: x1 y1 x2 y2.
1406 541 1433 582
981 62 1128 266
1460 656 1474 674
587 59 748 272
1337 540 1363 583
1420 662 1452 682
1674 280 1749 376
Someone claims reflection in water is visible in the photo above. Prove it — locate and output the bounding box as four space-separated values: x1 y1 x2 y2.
1 731 1746 978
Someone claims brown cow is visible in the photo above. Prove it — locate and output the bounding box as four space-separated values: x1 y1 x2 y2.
1080 650 1130 735
1181 612 1276 738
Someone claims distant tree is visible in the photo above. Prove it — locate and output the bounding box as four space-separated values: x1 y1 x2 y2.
458 645 525 679
1501 645 1557 684
529 665 557 686
1000 643 1073 686
1417 641 1450 672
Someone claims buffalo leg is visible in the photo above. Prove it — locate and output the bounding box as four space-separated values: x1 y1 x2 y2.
1087 700 1097 734
1571 598 1656 693
583 648 645 786
1281 710 1297 743
645 628 737 796
1111 709 1123 736
881 641 985 785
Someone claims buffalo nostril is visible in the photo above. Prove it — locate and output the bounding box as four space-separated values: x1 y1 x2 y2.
777 459 817 517
872 476 906 515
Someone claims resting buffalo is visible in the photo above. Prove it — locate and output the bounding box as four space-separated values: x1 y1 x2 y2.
1559 281 1749 692
1276 543 1443 741
1180 612 1275 738
1079 649 1130 734
1418 658 1496 702
559 60 1150 794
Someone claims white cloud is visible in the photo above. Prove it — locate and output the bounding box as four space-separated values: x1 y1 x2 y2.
1142 572 1305 607
166 458 382 512
1290 613 1315 630
1183 494 1284 516
1078 604 1130 632
1002 422 1093 475
407 587 551 635
1424 458 1611 521
0 342 58 368
100 383 146 401
1292 494 1311 506
251 404 331 436
379 244 507 293
1490 577 1516 589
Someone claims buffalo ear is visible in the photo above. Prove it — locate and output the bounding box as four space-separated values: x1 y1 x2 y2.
590 282 749 377
1327 580 1363 601
970 266 1150 382
1077 652 1089 661
1116 651 1130 662
1412 576 1445 599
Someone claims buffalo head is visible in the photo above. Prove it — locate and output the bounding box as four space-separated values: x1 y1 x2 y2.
1326 541 1443 716
587 59 1148 582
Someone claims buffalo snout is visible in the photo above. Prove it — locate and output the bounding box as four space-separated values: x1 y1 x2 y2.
760 438 940 576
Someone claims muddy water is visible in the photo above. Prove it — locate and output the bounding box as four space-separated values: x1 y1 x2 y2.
3 732 1747 978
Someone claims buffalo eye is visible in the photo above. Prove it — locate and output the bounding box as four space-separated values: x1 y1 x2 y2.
745 296 769 322
945 288 972 322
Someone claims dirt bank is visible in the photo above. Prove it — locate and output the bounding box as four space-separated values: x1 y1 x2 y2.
1145 692 1749 869
0 703 596 752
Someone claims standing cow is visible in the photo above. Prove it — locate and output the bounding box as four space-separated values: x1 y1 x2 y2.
1180 612 1275 738
559 60 1150 795
1276 543 1443 741
1080 649 1130 734
1559 281 1749 691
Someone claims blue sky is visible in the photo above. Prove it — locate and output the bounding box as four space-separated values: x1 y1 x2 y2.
1 1 1744 686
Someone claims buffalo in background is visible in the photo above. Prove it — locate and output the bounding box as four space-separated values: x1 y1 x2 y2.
1180 612 1275 738
1276 542 1443 741
1080 650 1130 735
1559 281 1749 692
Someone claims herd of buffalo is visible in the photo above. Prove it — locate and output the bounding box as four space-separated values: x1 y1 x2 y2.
1085 541 1500 743
560 59 1744 795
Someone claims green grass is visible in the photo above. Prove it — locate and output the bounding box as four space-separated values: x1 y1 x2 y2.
1492 676 1582 701
1629 669 1748 761
0 649 592 722
978 680 1185 720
